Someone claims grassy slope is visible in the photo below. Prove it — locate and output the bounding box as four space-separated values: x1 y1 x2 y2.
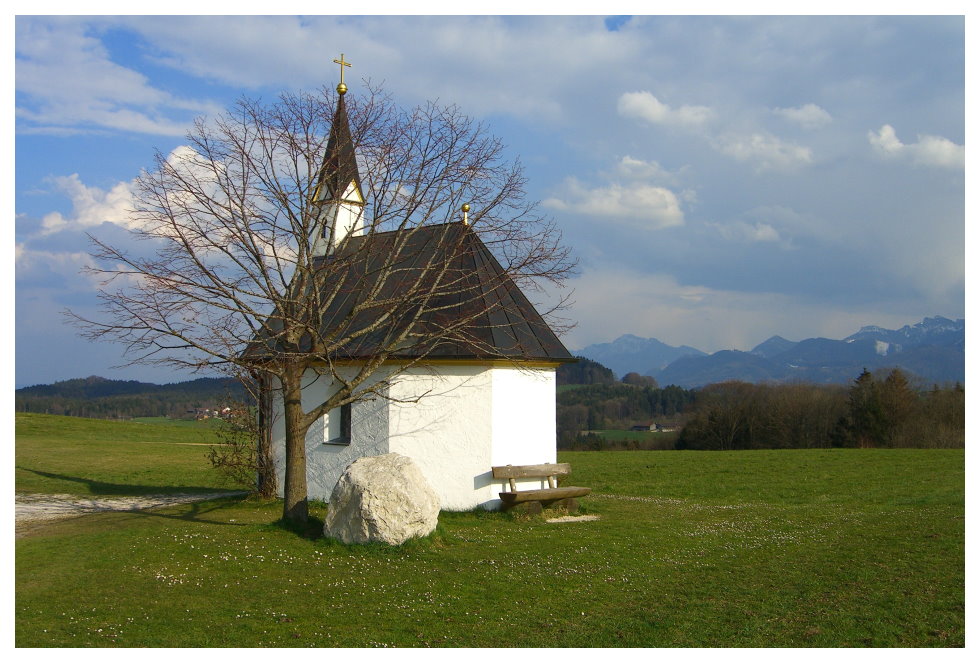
15 414 964 647
15 412 239 495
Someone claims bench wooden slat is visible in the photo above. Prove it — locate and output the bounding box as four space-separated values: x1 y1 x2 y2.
492 463 571 479
492 463 590 510
499 486 591 505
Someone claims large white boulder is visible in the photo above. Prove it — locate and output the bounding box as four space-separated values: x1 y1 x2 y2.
323 453 440 545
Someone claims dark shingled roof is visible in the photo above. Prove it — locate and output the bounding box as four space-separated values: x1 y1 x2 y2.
308 222 573 363
247 90 572 365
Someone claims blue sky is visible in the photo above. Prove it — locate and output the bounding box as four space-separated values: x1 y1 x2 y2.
12 13 967 387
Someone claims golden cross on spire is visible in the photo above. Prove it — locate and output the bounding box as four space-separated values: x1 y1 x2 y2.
333 54 352 94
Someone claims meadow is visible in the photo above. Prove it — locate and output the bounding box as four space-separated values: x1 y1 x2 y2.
15 413 964 647
15 413 236 495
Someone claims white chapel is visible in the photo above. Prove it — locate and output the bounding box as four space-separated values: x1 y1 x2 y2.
261 60 575 511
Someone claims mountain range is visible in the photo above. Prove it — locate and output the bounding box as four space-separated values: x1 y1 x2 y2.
576 316 964 388
571 334 707 379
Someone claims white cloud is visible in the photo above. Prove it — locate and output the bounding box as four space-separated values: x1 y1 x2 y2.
15 18 220 135
912 135 965 168
868 124 904 155
114 16 643 122
616 156 675 182
868 124 964 169
562 266 935 354
561 267 806 352
709 220 782 244
617 91 713 128
39 175 136 235
614 156 689 189
15 242 99 289
714 132 813 171
615 91 816 174
739 205 838 243
773 103 832 129
34 147 306 280
36 146 235 238
544 178 684 229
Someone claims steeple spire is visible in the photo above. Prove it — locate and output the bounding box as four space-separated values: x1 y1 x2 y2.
318 87 362 203
311 54 365 256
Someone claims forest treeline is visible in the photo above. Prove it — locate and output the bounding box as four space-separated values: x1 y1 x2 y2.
676 369 964 450
557 359 964 451
19 363 965 450
557 382 695 448
15 376 249 419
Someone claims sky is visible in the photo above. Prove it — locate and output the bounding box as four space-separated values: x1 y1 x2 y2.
11 11 968 388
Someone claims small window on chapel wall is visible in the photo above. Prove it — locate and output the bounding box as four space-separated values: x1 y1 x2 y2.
324 403 352 446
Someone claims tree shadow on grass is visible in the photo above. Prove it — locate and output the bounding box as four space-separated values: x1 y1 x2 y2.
268 514 326 540
17 467 329 540
15 492 259 540
117 498 253 528
16 467 243 496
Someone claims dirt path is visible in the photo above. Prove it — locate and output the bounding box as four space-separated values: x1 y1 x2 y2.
15 491 247 537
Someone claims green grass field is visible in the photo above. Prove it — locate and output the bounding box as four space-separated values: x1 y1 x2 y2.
130 416 225 428
15 413 964 647
15 412 240 495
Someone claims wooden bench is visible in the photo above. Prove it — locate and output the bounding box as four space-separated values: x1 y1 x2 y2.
492 463 591 511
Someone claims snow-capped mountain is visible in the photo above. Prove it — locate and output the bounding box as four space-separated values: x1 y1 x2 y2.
576 317 964 388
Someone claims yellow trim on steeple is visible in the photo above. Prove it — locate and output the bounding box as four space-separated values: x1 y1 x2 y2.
341 180 365 205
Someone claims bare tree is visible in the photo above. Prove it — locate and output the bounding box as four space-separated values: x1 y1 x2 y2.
207 370 278 498
69 83 575 524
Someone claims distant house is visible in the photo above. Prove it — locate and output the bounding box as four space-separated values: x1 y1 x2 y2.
630 423 677 433
185 406 231 420
187 407 214 420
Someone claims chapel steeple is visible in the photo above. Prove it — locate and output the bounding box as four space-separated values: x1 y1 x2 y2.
312 54 365 256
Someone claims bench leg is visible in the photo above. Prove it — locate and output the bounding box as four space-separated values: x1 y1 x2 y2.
504 498 580 515
506 501 543 516
547 497 580 513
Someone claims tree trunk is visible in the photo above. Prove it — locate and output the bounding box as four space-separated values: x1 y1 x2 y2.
281 366 309 524
255 374 278 499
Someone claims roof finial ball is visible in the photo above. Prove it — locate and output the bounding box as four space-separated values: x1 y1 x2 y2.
461 203 470 226
333 53 352 96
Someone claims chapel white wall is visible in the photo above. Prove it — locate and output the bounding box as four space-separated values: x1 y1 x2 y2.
386 365 494 511
387 364 558 511
268 362 560 512
489 366 558 505
311 183 364 256
268 366 392 502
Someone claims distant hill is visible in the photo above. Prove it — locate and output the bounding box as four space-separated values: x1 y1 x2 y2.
15 375 249 419
656 350 786 387
16 375 243 398
750 335 797 359
578 317 964 388
557 357 616 386
575 334 706 379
